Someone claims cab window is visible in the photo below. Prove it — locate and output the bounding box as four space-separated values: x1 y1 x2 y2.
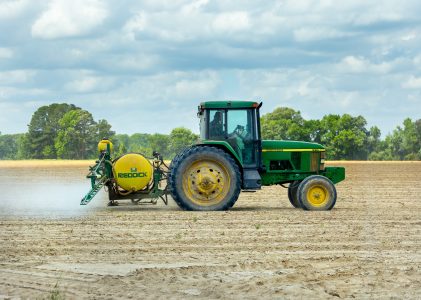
227 109 255 165
208 110 226 139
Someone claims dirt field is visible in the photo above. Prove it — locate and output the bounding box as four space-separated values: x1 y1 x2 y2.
0 161 420 299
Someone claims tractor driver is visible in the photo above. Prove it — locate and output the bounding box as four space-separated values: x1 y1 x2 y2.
231 125 249 140
228 125 251 162
209 111 224 138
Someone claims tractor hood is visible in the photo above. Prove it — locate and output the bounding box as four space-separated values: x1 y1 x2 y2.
262 140 324 151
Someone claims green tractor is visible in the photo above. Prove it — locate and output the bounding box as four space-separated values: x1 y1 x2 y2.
82 101 345 211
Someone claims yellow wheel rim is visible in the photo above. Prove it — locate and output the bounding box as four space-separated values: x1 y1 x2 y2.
307 185 329 207
182 159 230 206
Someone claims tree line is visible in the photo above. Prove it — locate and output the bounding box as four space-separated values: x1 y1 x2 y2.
260 107 421 160
0 104 114 160
0 103 198 160
0 103 420 160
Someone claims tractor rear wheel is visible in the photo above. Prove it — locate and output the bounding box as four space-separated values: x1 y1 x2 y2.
297 175 337 210
287 181 301 208
168 146 241 211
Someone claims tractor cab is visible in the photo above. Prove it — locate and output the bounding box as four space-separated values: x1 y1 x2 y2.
198 101 263 189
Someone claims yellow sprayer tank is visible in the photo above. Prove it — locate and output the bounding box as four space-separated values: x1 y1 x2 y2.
98 139 113 152
113 153 153 191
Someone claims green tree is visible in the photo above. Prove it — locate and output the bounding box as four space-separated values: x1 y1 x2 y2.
260 107 310 141
368 119 421 161
304 119 322 143
415 119 421 141
55 109 98 159
169 127 199 157
416 119 421 159
148 133 171 157
112 134 129 157
386 128 404 160
367 126 391 160
129 133 151 153
380 118 421 160
0 133 25 159
96 119 115 141
319 114 369 160
7 102 421 161
401 118 419 160
25 103 79 158
116 142 128 157
367 126 382 154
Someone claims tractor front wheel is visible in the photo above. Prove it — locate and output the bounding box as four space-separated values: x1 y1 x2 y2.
168 146 241 211
297 175 337 211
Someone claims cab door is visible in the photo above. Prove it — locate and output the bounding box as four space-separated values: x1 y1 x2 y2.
226 109 259 167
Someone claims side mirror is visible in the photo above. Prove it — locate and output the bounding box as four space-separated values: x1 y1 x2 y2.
197 105 204 117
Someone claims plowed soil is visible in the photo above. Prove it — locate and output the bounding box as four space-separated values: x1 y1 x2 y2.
0 161 420 299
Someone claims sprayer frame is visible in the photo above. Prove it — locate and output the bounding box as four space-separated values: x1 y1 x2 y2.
81 144 169 206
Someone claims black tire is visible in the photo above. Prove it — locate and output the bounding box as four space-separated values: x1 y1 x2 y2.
297 175 337 211
169 146 190 170
287 181 301 208
168 146 241 211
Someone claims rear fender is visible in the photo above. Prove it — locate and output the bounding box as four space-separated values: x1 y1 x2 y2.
196 141 243 167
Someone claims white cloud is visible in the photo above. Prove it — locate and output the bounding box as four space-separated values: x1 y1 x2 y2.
414 54 421 66
175 74 219 99
138 0 189 12
340 56 367 72
65 77 99 93
0 0 30 19
402 76 421 89
181 0 209 14
337 56 392 74
123 12 147 41
212 11 250 32
31 0 107 39
293 27 353 42
82 70 221 134
2 1 421 136
0 47 13 59
353 11 403 26
64 73 115 93
0 86 48 99
123 10 204 43
0 70 35 84
401 32 416 41
116 53 161 73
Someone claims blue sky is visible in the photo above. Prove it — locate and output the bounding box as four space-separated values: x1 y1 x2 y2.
0 0 420 137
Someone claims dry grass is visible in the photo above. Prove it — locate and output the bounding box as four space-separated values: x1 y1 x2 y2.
327 160 421 164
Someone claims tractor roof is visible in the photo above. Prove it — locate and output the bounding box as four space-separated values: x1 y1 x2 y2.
200 101 260 109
